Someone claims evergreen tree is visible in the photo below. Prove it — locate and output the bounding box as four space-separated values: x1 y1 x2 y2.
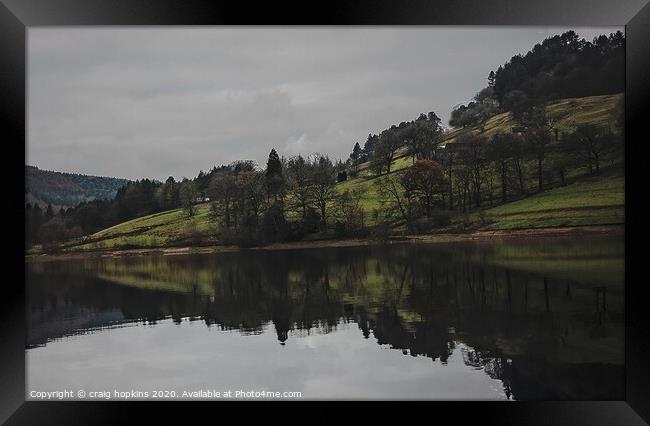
266 149 282 177
265 148 285 203
350 142 361 164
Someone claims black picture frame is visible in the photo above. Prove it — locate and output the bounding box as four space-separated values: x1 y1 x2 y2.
3 0 649 424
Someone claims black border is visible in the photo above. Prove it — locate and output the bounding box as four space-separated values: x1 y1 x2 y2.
3 0 650 424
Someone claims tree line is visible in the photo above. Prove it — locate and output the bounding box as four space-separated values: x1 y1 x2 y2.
26 176 203 249
449 30 624 130
26 149 360 249
203 151 363 246
348 111 445 177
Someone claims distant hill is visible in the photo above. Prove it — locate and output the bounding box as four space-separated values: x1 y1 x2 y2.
25 166 129 209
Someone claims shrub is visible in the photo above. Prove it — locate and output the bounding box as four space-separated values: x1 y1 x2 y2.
286 221 306 241
370 222 392 242
432 210 453 227
334 221 347 238
334 190 366 238
408 211 452 234
301 207 321 235
219 227 263 248
183 224 205 246
461 213 472 230
478 210 487 226
260 204 289 242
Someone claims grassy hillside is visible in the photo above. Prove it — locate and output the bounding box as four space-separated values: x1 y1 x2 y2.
48 93 623 253
339 93 623 221
442 93 622 145
66 203 217 251
482 170 624 230
354 93 621 178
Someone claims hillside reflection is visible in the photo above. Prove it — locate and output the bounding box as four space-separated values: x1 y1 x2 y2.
27 238 624 400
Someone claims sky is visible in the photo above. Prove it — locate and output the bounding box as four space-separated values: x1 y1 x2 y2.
27 26 621 181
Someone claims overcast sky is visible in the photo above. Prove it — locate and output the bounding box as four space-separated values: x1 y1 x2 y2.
27 26 621 181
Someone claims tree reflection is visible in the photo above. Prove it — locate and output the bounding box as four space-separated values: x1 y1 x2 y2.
27 239 624 400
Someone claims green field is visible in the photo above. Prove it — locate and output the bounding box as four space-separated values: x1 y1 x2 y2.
64 204 217 251
47 93 623 253
482 170 624 230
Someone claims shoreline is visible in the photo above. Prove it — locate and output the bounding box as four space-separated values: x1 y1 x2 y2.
25 224 624 262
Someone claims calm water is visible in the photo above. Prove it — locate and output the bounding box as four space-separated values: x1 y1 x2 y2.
26 236 624 400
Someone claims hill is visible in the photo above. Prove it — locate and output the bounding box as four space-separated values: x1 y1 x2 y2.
355 93 622 177
339 93 622 217
25 166 130 209
47 93 624 253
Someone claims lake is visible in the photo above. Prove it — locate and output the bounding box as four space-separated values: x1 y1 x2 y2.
25 236 624 400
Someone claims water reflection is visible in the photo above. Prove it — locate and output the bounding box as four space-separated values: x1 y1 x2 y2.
26 237 624 400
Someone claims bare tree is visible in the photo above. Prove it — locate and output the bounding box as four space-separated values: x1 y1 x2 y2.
400 160 448 218
208 172 236 228
567 124 611 175
489 133 518 203
285 155 314 221
311 155 337 230
458 134 489 207
517 106 553 192
334 188 365 235
375 174 411 227
438 147 456 210
179 179 198 217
